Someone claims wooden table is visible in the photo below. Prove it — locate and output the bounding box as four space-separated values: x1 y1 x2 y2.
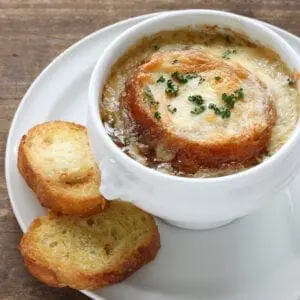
1 0 299 299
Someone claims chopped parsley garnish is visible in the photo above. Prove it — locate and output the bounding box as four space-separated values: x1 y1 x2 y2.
222 49 237 59
191 105 206 115
143 86 159 107
199 76 205 84
157 76 165 83
186 73 198 80
222 88 244 109
288 77 296 87
171 71 198 84
167 105 177 114
188 95 205 115
208 103 231 119
222 93 235 108
165 79 178 97
143 86 154 102
215 76 221 81
154 111 161 120
234 87 244 99
188 95 204 106
171 72 186 83
208 87 244 119
171 59 179 64
152 44 160 51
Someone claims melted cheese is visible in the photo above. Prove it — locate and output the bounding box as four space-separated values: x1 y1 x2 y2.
101 29 300 177
147 67 271 142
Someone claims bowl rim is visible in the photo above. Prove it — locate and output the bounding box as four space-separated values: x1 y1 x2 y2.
88 9 300 183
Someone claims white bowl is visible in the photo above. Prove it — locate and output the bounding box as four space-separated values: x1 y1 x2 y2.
88 10 300 229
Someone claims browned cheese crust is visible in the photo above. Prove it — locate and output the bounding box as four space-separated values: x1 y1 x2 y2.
123 50 277 173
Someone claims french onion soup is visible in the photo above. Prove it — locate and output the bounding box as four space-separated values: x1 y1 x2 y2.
100 28 300 177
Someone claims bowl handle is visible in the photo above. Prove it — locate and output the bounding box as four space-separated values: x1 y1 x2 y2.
99 157 137 202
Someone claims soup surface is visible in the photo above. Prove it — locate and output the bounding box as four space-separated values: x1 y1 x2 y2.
101 28 300 177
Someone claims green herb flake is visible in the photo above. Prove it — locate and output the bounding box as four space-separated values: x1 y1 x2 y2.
186 73 198 80
234 87 244 99
209 87 244 119
157 76 165 83
188 95 204 106
154 111 161 120
222 49 237 59
143 86 159 108
171 59 179 64
171 71 198 84
167 105 177 114
222 88 244 109
199 76 205 84
208 103 231 119
222 93 235 109
165 79 179 97
143 86 154 102
171 71 187 83
215 76 221 81
191 106 206 115
188 94 205 115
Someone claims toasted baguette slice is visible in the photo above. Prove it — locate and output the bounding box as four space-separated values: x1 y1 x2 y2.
19 201 160 290
123 50 276 173
18 121 106 216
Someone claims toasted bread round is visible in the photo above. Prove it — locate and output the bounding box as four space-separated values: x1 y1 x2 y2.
19 201 160 290
123 50 276 173
18 121 106 216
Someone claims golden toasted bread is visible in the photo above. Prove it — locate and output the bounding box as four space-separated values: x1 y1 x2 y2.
19 201 160 290
18 121 106 216
123 50 276 173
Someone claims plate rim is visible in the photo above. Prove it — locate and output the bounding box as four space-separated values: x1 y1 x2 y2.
5 10 300 300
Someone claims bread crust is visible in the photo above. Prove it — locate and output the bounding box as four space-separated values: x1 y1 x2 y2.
17 121 106 216
19 208 160 290
123 50 277 173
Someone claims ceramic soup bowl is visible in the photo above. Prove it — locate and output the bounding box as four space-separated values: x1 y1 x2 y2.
88 10 300 229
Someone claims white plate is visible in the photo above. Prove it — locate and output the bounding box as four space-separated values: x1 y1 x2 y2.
6 11 300 300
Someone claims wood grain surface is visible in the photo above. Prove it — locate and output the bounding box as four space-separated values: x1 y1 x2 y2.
0 0 299 299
